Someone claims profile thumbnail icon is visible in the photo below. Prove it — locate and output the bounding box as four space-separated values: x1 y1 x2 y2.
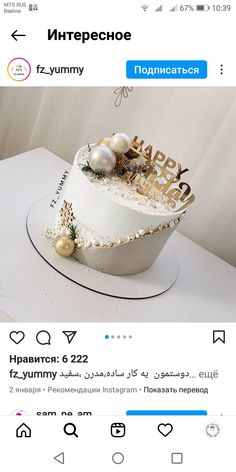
7 57 31 81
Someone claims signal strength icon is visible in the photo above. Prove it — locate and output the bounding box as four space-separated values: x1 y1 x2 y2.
141 4 149 11
170 5 178 11
155 4 163 11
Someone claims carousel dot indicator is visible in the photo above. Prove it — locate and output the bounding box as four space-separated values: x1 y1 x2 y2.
104 334 133 340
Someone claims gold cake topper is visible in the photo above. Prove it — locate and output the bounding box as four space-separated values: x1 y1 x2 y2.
116 136 195 212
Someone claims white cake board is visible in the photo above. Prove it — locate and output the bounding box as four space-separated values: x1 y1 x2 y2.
26 197 179 300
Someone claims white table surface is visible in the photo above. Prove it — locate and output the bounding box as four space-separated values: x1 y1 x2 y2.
0 148 235 322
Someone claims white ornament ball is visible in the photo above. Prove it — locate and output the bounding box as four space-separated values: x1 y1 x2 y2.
88 146 116 174
110 133 131 154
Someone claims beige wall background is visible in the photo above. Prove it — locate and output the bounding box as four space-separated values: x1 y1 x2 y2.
0 86 236 266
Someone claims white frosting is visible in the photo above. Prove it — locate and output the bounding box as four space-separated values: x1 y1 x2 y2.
58 145 183 242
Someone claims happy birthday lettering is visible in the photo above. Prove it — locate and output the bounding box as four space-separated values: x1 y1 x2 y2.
116 136 195 212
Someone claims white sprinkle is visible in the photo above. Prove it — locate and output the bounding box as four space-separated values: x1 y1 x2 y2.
135 233 140 239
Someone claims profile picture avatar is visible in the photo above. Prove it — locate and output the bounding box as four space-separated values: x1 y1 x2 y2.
7 58 31 81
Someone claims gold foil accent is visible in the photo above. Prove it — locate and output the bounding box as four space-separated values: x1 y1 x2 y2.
59 200 75 228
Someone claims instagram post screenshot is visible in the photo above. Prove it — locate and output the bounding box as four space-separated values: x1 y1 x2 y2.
0 0 236 469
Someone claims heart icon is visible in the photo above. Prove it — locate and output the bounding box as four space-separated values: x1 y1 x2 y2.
9 331 25 344
157 423 173 437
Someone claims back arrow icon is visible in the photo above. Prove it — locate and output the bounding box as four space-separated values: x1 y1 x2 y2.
11 30 26 41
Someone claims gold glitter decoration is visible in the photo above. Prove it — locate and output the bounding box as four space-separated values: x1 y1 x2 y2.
59 200 75 228
116 136 195 212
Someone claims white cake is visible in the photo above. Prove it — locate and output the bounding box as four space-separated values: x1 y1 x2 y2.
47 134 195 275
60 145 184 243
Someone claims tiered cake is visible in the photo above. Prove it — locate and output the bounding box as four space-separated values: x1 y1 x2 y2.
46 133 195 275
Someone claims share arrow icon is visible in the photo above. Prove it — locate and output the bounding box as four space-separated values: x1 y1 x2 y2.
63 331 77 344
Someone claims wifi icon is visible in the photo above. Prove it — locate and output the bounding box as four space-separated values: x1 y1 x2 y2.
141 4 149 11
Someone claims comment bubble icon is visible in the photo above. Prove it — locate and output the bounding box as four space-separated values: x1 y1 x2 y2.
36 330 51 345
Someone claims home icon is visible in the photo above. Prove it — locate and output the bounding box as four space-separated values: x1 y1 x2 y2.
16 423 31 438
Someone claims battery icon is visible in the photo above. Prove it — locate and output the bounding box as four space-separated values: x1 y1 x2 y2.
196 4 210 10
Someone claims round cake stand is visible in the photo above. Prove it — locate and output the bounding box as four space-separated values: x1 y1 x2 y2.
26 197 179 300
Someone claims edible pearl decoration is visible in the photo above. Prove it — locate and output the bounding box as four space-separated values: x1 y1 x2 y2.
109 133 131 154
138 228 145 236
52 211 183 254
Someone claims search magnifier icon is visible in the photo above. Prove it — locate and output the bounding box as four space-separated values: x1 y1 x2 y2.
64 422 78 438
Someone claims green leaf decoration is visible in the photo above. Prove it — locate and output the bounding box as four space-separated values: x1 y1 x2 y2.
69 224 77 241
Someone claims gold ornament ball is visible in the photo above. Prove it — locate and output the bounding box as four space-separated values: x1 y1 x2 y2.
55 236 75 257
98 136 111 147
